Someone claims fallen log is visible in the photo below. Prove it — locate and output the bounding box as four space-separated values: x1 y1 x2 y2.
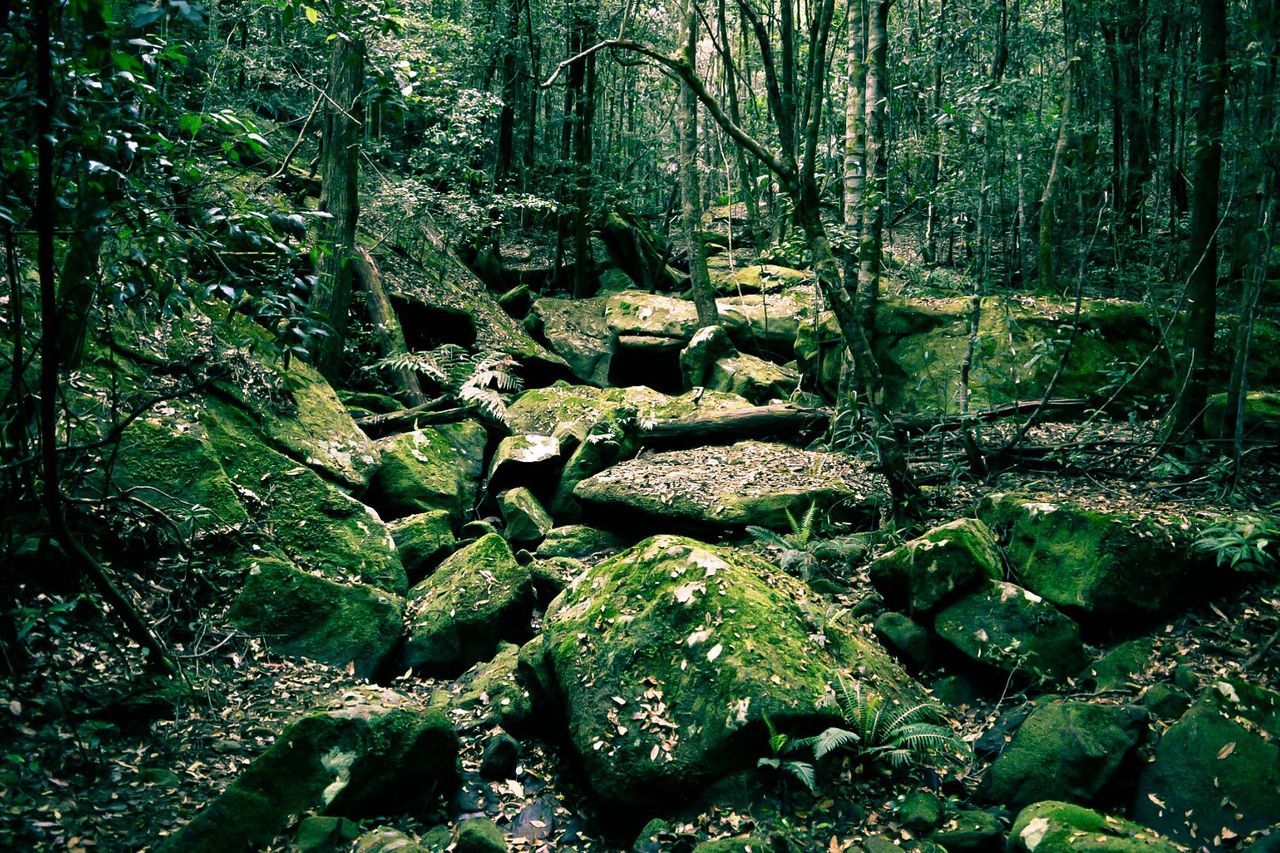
354 247 427 405
894 398 1091 435
640 403 831 447
354 400 464 437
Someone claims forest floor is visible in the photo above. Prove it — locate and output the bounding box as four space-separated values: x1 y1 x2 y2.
2 431 1276 852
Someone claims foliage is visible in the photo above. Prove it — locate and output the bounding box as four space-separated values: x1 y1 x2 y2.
376 345 523 423
748 503 864 581
1195 515 1277 573
756 711 817 792
794 678 967 772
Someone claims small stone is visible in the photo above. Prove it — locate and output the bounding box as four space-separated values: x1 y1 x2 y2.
897 790 944 834
480 731 521 780
455 817 507 853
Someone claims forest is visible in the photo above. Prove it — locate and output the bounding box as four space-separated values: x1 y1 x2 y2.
0 0 1278 848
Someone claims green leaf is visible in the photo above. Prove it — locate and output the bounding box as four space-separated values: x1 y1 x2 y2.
304 5 320 24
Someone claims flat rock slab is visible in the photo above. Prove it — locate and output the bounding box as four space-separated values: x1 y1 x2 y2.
573 441 882 532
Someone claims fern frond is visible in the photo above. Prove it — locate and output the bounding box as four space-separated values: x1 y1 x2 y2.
808 726 861 760
459 384 508 424
748 525 793 551
785 759 817 792
796 501 819 545
882 701 944 735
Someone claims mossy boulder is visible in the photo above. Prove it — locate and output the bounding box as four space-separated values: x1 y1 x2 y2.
541 535 926 807
497 487 554 545
389 510 457 582
874 611 936 670
707 353 800 404
487 433 563 496
981 699 1148 810
869 518 1002 615
709 263 811 295
355 827 429 853
455 818 507 852
933 581 1088 683
106 417 249 529
1133 684 1280 846
506 382 748 438
429 642 535 735
526 296 615 386
158 687 459 853
573 441 880 534
1205 390 1280 441
535 525 631 560
369 422 488 523
228 555 405 679
204 404 406 594
977 493 1206 622
402 534 536 676
294 815 362 853
1008 801 1181 852
929 808 1005 852
1082 638 1158 692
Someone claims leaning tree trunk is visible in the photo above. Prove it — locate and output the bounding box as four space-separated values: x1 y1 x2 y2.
1171 0 1226 437
309 37 365 381
678 0 719 327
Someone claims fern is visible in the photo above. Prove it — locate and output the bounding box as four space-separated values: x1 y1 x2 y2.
375 345 523 424
757 711 817 792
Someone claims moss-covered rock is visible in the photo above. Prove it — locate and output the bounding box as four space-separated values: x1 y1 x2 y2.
933 581 1088 683
369 422 488 523
205 404 406 594
294 815 362 853
573 441 881 534
430 642 536 735
897 790 945 833
709 263 811 295
158 687 459 853
355 827 429 853
389 510 457 582
929 807 1005 852
977 493 1207 622
1008 801 1181 852
679 325 740 389
497 487 553 545
535 525 631 560
506 382 749 437
1133 690 1280 846
454 818 507 852
869 518 1002 615
526 296 615 386
403 534 536 675
1082 638 1158 692
874 611 936 670
487 433 563 496
542 535 926 807
228 555 405 678
106 417 249 529
707 353 801 404
980 699 1148 810
1205 390 1280 441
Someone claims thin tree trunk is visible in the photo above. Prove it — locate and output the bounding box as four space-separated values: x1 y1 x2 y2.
353 249 427 405
678 0 719 327
1172 0 1226 436
855 0 889 331
309 37 365 381
1038 80 1072 292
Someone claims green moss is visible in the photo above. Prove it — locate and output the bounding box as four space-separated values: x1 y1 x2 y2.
205 403 406 594
159 689 459 853
106 417 249 528
402 534 536 675
1205 390 1280 440
977 493 1201 621
498 487 553 544
981 699 1148 810
389 510 457 582
933 580 1088 683
430 642 535 735
370 422 488 523
455 818 507 853
869 518 1002 614
1009 801 1180 852
1134 701 1280 845
535 525 630 560
228 555 404 678
542 535 924 806
1084 638 1158 692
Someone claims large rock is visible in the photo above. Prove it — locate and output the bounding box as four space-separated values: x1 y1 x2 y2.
1134 681 1280 846
540 535 926 807
369 422 488 523
573 441 881 533
709 263 811 295
228 555 404 679
506 382 749 438
1008 801 1181 852
977 493 1207 622
159 688 459 853
981 699 1148 810
679 325 799 404
933 581 1088 683
487 433 563 496
205 404 406 594
869 518 1002 615
796 296 1163 411
1205 390 1280 441
389 511 457 582
402 534 537 675
373 229 568 380
497 487 554 544
526 296 614 386
535 525 631 560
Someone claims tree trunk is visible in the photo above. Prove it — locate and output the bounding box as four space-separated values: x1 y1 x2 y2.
855 0 889 331
1171 0 1226 437
353 248 426 405
309 37 365 381
678 0 719 327
843 0 868 235
1038 81 1072 293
